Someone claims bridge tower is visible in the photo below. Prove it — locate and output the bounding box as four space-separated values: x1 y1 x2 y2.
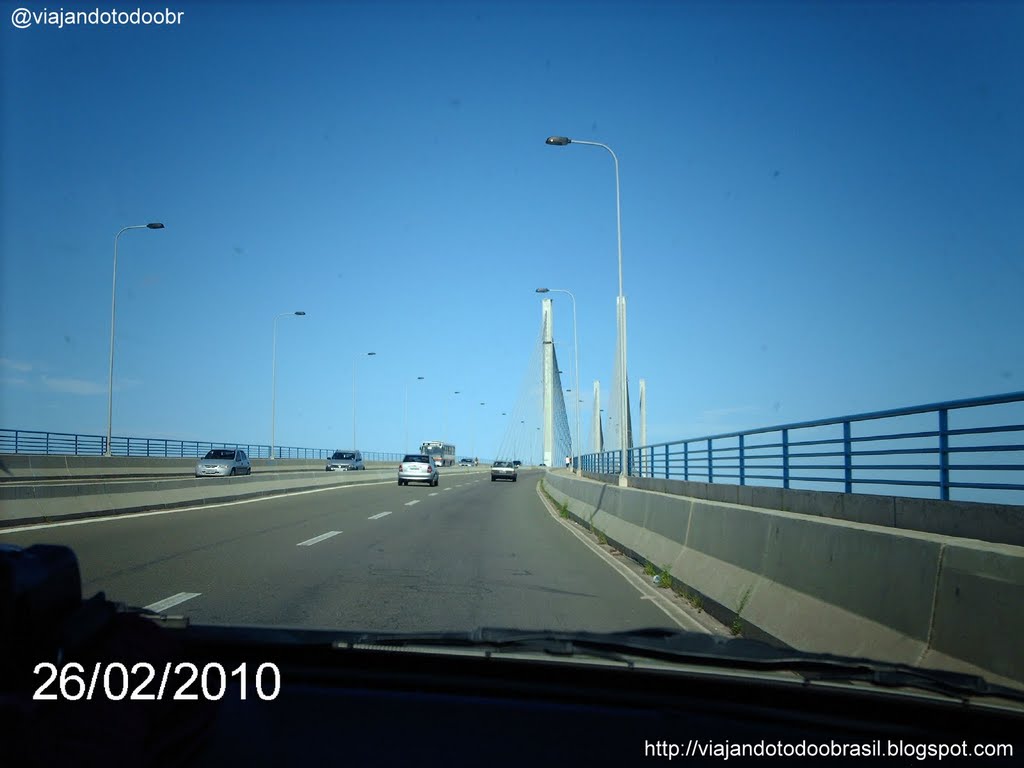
541 298 555 467
639 378 647 475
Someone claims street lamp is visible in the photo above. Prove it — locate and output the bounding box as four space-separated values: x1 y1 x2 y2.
546 135 628 483
536 287 581 475
443 390 460 440
352 352 377 449
271 311 306 459
106 222 164 457
404 375 425 450
472 402 485 460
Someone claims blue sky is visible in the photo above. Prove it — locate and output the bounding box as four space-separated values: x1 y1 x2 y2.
1 0 1022 459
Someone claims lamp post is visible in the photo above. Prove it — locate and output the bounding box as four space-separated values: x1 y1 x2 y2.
352 352 377 449
472 402 485 461
271 310 306 459
546 135 628 483
536 287 581 475
404 375 425 450
106 222 164 457
443 390 460 440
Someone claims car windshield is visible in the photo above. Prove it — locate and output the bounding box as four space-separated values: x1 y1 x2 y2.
2 0 1021 710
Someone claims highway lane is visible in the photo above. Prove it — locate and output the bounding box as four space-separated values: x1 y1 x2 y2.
0 469 683 634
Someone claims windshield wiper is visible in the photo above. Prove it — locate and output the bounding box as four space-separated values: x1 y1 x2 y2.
334 627 1024 705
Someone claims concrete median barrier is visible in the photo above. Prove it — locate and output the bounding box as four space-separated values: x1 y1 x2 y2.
0 454 404 483
0 469 400 529
542 471 1024 688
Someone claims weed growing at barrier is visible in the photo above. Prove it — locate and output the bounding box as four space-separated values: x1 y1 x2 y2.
684 590 704 611
657 565 673 589
644 562 656 577
597 530 608 546
731 585 753 636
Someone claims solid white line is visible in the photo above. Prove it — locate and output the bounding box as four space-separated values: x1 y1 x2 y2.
2 480 396 533
533 484 710 634
404 499 420 507
368 511 392 520
144 592 201 613
297 530 342 547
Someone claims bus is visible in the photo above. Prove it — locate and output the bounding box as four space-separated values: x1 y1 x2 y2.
420 441 456 467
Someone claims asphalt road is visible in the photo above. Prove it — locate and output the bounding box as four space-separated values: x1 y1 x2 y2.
0 468 681 634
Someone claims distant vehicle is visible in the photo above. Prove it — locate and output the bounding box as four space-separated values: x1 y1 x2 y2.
491 460 517 482
512 460 522 468
420 441 455 467
326 450 364 471
399 454 439 487
195 448 251 477
458 458 474 467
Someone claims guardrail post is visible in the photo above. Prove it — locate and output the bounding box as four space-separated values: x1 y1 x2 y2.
938 408 950 501
843 421 852 494
782 429 790 489
707 438 713 484
664 445 669 479
684 442 689 481
739 434 745 486
74 433 78 455
46 431 50 455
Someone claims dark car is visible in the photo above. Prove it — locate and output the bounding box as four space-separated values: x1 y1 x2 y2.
326 450 365 471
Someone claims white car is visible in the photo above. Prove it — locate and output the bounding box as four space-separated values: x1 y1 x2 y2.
490 460 517 482
399 454 438 487
195 448 251 477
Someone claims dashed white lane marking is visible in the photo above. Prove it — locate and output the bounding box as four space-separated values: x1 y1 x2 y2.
442 488 452 492
145 592 201 613
404 500 420 507
297 530 342 546
428 492 438 497
368 511 392 520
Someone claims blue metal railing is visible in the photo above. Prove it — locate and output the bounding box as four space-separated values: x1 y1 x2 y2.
0 429 404 463
580 392 1024 504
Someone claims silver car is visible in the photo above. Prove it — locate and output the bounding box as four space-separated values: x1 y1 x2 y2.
326 450 365 471
491 460 517 482
398 454 438 487
195 448 251 477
